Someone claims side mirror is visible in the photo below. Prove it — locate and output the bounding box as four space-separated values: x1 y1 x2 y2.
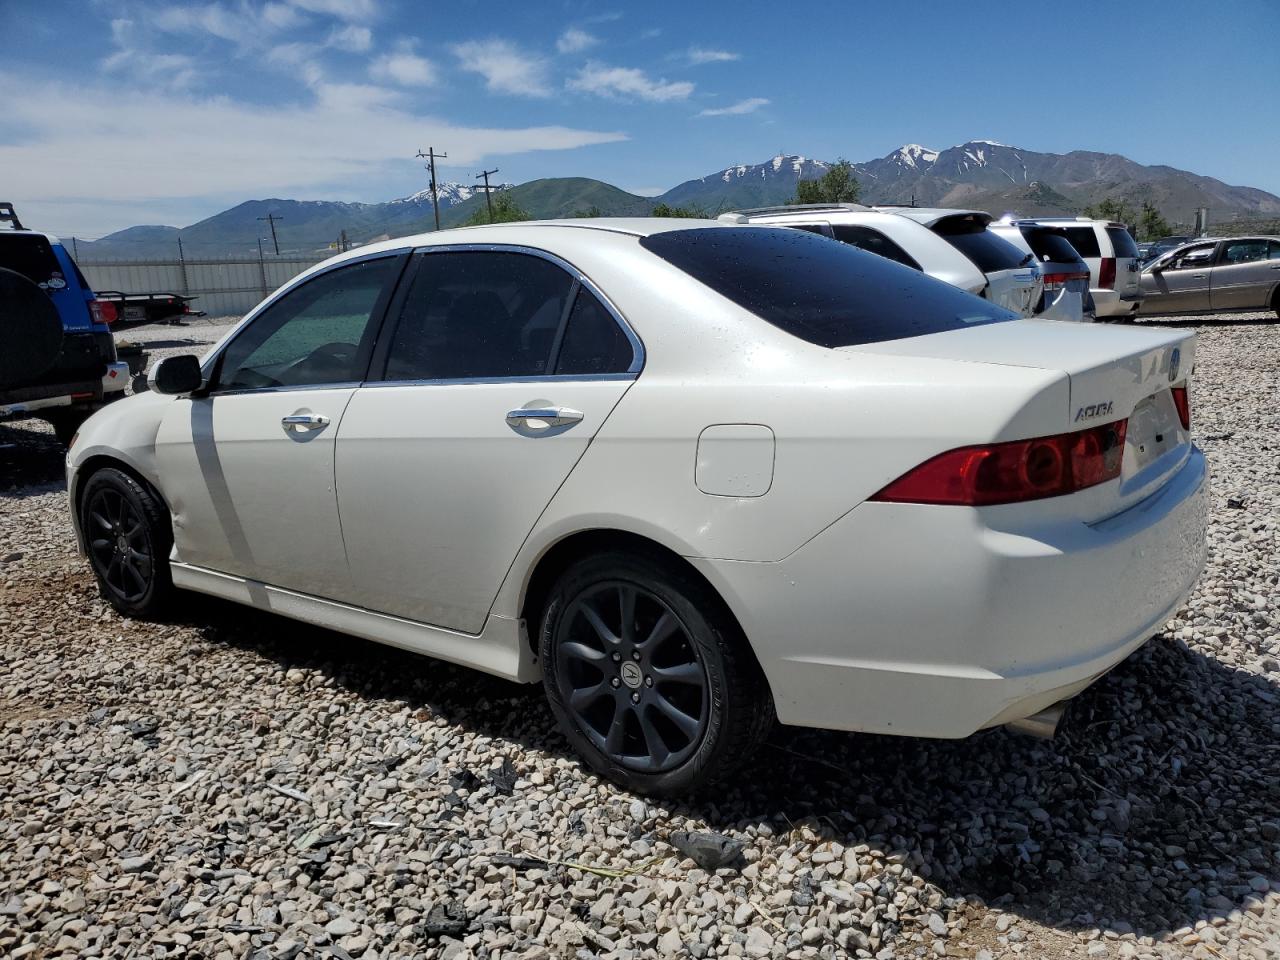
149 355 204 395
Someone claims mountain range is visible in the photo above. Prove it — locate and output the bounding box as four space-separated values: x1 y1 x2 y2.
76 140 1280 259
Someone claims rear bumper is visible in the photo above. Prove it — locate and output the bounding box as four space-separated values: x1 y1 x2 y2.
692 447 1208 737
1093 288 1144 316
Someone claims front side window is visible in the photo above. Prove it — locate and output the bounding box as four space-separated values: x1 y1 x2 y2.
1166 244 1216 270
831 225 921 270
1219 239 1270 265
385 251 574 381
640 227 1014 349
216 256 399 391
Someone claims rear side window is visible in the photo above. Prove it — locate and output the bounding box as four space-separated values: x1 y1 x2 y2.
0 234 63 287
930 216 1030 273
1018 227 1084 265
639 227 1015 349
831 225 921 270
386 251 574 381
1106 227 1140 259
1062 227 1101 258
1219 239 1270 264
555 288 635 375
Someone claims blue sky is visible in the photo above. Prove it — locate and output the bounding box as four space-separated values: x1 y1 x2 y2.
5 0 1279 235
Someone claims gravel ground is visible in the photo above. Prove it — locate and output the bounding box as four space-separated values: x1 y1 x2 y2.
1 313 1277 960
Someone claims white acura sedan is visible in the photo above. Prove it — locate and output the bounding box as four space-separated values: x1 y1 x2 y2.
67 220 1208 795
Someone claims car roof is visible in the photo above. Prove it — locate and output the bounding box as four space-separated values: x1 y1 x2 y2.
719 203 872 221
871 206 991 227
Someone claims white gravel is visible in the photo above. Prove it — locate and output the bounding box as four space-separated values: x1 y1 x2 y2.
1 313 1277 960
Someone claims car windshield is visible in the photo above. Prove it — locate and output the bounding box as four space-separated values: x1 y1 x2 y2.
639 227 1016 348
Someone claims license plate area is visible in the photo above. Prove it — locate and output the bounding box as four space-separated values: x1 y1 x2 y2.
1125 392 1179 472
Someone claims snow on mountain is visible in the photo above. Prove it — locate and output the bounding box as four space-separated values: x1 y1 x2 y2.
389 181 513 208
892 144 939 169
714 154 830 184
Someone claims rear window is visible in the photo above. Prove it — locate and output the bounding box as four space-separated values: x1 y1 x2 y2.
930 216 1030 273
0 234 63 287
1062 227 1101 258
1106 227 1140 259
639 227 1015 349
1018 227 1085 265
831 224 921 270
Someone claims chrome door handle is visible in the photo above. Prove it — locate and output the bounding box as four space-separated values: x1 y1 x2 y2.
505 406 584 426
281 414 330 427
1191 274 1207 279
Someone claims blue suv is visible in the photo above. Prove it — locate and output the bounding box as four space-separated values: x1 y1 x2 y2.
1 204 130 445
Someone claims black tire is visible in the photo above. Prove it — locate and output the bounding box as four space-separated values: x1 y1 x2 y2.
79 467 173 618
539 550 773 796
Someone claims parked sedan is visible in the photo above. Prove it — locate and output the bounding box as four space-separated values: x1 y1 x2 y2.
67 221 1208 795
1139 236 1280 317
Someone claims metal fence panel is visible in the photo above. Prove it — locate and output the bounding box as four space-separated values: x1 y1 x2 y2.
77 256 325 317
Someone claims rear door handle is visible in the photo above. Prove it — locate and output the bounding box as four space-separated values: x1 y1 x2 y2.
505 406 584 427
281 414 330 427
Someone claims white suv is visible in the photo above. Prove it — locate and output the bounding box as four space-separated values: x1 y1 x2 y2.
1014 218 1144 319
718 204 1037 314
871 207 1043 317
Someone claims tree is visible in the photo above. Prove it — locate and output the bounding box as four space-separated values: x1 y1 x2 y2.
1138 201 1171 241
571 205 604 218
1083 197 1138 227
464 192 530 226
790 159 860 205
650 202 708 218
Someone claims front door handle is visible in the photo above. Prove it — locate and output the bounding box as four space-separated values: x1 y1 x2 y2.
505 406 584 427
282 414 330 427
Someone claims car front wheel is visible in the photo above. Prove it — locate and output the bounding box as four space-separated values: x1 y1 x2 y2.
80 467 173 618
539 550 773 795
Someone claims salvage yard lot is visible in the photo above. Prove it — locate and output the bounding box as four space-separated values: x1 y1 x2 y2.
1 315 1277 960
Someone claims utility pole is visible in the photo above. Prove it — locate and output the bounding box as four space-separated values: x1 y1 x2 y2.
257 214 282 254
339 229 348 252
415 147 447 231
475 168 500 223
177 236 189 294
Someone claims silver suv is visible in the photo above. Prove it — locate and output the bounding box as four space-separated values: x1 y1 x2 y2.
719 204 1039 315
871 207 1043 317
989 220 1095 322
1012 217 1144 319
1138 236 1280 317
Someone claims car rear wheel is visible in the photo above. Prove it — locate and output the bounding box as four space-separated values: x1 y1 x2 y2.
539 550 773 795
80 467 173 618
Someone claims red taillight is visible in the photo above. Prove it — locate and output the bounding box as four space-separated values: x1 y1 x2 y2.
871 420 1129 506
1042 271 1090 291
1171 386 1190 430
1098 257 1116 290
89 300 117 325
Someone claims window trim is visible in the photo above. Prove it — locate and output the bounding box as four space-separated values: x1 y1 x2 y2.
201 249 413 396
366 242 645 387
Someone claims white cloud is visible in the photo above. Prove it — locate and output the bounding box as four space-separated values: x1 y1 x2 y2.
0 71 627 234
568 62 693 102
369 46 437 86
328 24 372 52
556 28 598 54
152 3 253 44
102 17 197 88
698 97 769 117
262 2 306 30
452 39 552 98
686 47 740 65
287 0 378 20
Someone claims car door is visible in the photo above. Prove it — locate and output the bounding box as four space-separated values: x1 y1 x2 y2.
154 253 405 597
1210 238 1276 311
334 247 641 633
1144 242 1217 313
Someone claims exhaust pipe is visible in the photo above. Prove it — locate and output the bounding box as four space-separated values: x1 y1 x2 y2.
1005 702 1067 739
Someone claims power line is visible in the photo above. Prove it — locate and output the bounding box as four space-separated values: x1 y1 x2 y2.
415 147 447 231
256 213 283 254
475 167 500 223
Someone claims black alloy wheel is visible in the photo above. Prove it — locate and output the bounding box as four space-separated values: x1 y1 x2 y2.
554 581 709 773
80 467 173 618
540 550 773 795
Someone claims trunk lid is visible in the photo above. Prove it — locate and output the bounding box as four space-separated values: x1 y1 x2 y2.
984 266 1043 317
846 319 1196 516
